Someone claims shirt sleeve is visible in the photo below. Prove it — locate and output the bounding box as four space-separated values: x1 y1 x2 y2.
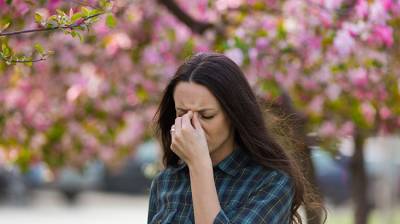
213 171 294 224
147 175 159 223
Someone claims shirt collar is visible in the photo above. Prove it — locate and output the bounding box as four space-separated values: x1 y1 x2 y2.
214 146 250 176
174 145 250 177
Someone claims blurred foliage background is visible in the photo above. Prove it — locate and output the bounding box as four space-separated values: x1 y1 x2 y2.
0 1 399 224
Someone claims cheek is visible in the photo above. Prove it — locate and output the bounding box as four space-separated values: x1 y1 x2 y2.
201 117 228 139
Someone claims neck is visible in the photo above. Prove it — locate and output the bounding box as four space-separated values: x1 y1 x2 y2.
210 136 236 166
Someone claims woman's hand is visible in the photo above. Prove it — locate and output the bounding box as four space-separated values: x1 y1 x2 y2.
170 111 211 167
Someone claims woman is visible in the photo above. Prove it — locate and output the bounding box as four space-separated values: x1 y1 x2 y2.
148 52 311 224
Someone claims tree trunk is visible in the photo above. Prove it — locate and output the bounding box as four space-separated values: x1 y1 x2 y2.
350 129 370 224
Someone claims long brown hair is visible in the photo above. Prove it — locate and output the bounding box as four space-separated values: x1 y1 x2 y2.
154 52 323 224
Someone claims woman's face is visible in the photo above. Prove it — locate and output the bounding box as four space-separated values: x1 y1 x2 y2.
173 82 234 158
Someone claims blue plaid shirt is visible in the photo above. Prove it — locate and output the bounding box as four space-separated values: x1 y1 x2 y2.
147 146 294 224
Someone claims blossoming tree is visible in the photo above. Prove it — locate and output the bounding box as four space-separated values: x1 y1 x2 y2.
1 1 399 223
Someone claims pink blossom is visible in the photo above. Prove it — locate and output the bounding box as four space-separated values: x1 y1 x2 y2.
102 97 122 115
379 107 392 120
326 84 341 100
256 38 269 49
224 48 244 66
390 2 400 16
142 80 158 93
93 20 110 36
15 1 29 16
355 0 369 18
116 113 144 146
143 46 161 65
31 113 51 132
99 146 114 162
349 68 369 88
62 103 76 118
324 0 344 11
262 15 277 30
361 102 375 124
5 89 27 110
66 85 83 102
47 0 62 13
369 0 389 23
338 121 355 137
382 0 395 10
248 48 258 63
215 0 243 11
4 116 22 138
0 148 4 166
0 0 6 8
175 25 191 43
378 87 388 101
301 78 318 90
371 25 394 47
308 96 324 115
319 11 334 28
354 90 374 101
334 29 356 56
319 121 337 137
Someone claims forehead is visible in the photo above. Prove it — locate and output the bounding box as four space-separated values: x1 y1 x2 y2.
173 82 220 110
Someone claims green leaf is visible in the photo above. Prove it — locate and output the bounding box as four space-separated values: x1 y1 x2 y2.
34 43 45 55
99 0 113 11
56 9 67 17
277 22 287 40
105 14 116 28
81 7 90 17
15 148 31 173
71 12 83 23
78 33 84 42
6 0 12 5
1 43 11 57
46 19 58 28
89 9 103 16
34 12 43 24
0 23 10 33
234 36 249 52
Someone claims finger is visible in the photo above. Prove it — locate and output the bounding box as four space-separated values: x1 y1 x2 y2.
182 111 194 130
170 124 176 136
170 140 176 151
192 112 203 130
174 116 182 134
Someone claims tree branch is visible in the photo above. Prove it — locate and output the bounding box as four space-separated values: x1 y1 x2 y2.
0 54 47 63
157 0 214 35
0 13 103 37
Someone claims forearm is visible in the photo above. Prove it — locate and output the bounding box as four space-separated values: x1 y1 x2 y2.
189 160 221 224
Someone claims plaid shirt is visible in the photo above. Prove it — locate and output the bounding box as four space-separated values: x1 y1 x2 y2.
147 146 294 224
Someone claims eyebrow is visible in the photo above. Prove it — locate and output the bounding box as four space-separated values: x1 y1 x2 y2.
176 107 216 112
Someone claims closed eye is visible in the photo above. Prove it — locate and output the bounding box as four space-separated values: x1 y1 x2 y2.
177 113 214 120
